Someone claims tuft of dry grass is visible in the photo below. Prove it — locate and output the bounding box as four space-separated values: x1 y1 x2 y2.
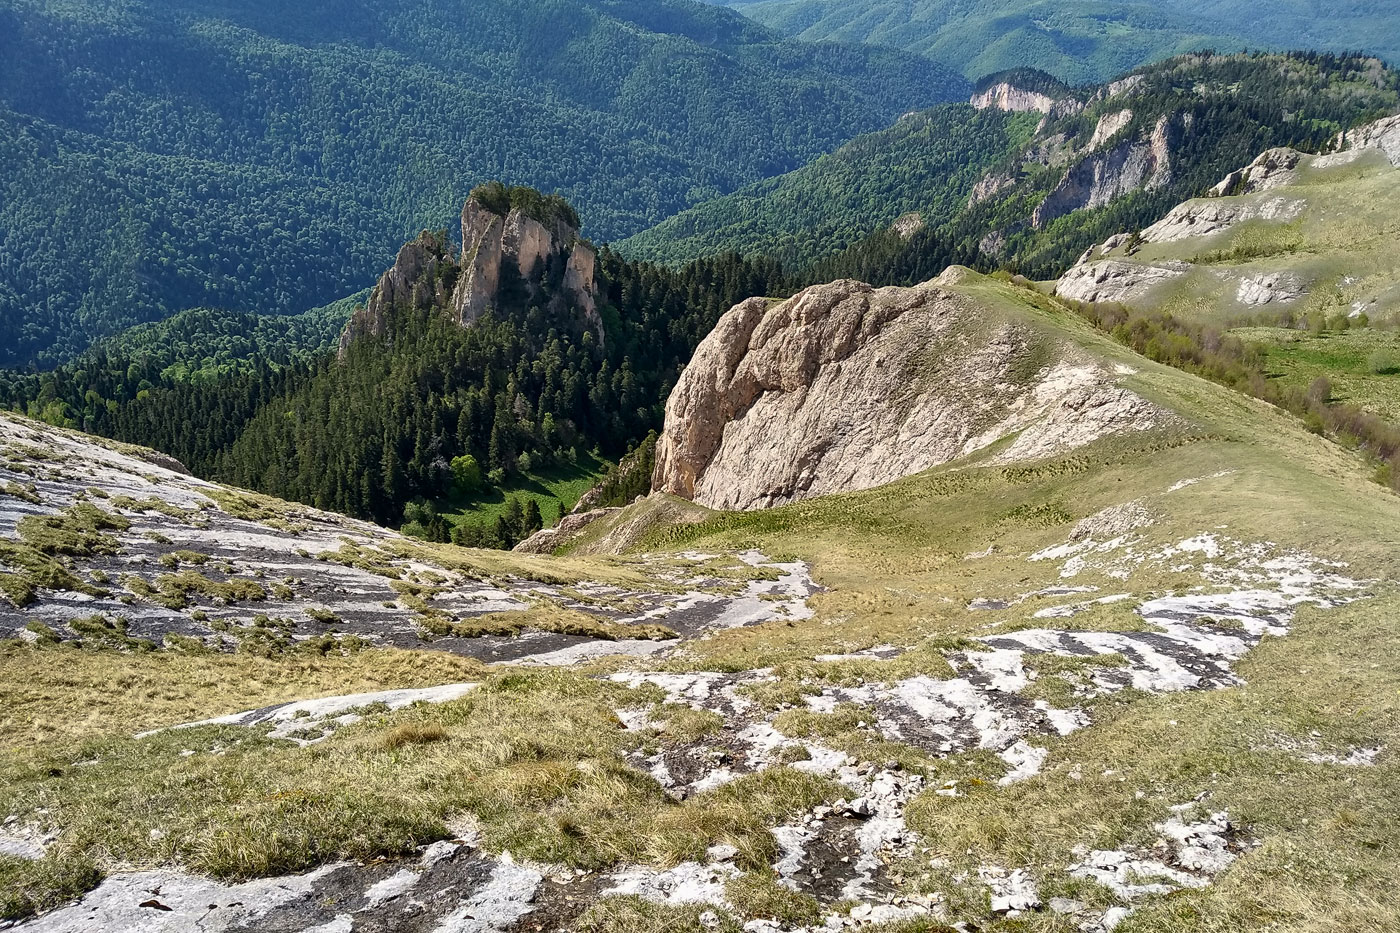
378 722 449 750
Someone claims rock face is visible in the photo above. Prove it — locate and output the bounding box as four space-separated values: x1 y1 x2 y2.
1033 115 1174 228
339 191 599 359
1340 112 1400 165
652 273 1168 511
454 199 506 326
454 196 599 331
1088 109 1133 151
970 82 1057 114
1056 260 1190 305
968 171 1015 207
338 233 456 357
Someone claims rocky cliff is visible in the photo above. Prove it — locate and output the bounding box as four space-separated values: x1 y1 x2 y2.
1056 113 1400 316
1032 114 1175 228
339 187 599 358
452 196 599 327
970 82 1058 114
337 232 458 356
652 270 1169 511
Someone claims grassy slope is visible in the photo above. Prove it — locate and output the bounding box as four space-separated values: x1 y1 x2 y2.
1088 149 1400 327
439 452 607 531
1233 326 1400 420
611 275 1400 928
4 275 1399 927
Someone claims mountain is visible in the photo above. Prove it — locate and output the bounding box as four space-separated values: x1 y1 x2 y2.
0 0 964 368
616 103 1040 268
6 248 1400 932
1057 116 1400 322
7 102 1400 931
621 53 1400 281
0 185 791 545
1051 113 1400 464
719 0 1400 84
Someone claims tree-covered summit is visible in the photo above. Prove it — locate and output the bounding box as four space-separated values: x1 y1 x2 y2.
468 183 582 233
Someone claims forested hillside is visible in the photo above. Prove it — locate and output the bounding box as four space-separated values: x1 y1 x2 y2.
0 0 962 367
0 188 788 546
619 105 1040 267
624 53 1400 280
721 0 1400 83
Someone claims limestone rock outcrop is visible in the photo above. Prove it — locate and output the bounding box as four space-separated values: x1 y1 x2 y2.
512 508 616 554
338 232 457 357
891 212 925 239
1032 114 1175 228
1139 193 1304 245
970 82 1057 114
652 274 1168 511
1055 260 1190 305
968 172 1015 207
338 189 599 359
453 200 506 326
451 197 598 330
1236 271 1304 306
1340 112 1400 165
1088 109 1134 151
1209 147 1305 197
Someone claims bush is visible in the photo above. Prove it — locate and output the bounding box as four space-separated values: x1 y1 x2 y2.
1368 349 1400 375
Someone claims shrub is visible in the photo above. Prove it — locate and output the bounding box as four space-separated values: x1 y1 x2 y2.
1368 349 1400 375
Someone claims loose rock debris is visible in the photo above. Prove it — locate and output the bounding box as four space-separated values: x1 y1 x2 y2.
0 415 820 663
4 495 1372 931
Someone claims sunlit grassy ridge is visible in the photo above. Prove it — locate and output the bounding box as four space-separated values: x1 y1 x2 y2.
3 272 1399 928
1090 149 1400 327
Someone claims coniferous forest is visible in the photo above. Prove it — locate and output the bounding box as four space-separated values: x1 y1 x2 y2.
0 213 787 546
0 0 963 368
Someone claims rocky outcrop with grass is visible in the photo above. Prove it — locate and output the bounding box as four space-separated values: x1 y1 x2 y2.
338 185 599 359
652 270 1168 511
0 412 810 664
1057 117 1400 317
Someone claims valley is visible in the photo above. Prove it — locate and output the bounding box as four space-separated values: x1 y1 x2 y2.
717 0 1400 85
4 220 1400 929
